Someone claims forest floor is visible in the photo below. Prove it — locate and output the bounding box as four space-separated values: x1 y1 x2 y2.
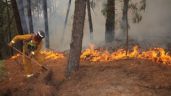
0 55 171 96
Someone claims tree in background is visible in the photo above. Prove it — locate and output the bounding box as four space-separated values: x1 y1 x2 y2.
63 0 72 32
67 0 87 77
121 0 146 38
0 0 21 59
16 0 28 34
120 0 146 51
121 0 129 52
11 0 26 52
43 0 49 48
27 0 34 33
60 0 72 44
105 0 115 43
11 0 24 35
87 0 94 41
62 0 94 44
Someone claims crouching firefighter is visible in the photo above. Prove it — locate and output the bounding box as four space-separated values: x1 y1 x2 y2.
8 31 45 78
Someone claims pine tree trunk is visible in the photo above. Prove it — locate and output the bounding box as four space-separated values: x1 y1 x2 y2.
67 0 86 78
61 0 72 43
43 0 49 48
17 0 29 34
87 0 93 41
6 0 13 56
121 0 129 39
64 0 71 31
27 0 34 33
122 0 129 53
11 0 24 50
105 0 115 43
11 0 24 35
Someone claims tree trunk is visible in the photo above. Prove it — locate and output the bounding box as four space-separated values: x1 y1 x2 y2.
121 0 129 54
11 0 26 50
105 0 115 43
11 0 24 35
16 0 29 34
61 0 72 43
27 0 34 33
43 0 49 48
67 0 86 78
87 0 93 41
63 0 71 31
6 0 13 56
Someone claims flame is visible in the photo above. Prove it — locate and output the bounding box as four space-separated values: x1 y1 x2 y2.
40 50 64 60
81 45 171 65
9 46 171 65
10 54 20 60
10 50 64 60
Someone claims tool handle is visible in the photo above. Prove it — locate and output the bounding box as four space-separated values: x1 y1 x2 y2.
10 46 48 70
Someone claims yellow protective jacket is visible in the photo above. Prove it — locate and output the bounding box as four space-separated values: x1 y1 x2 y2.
10 34 43 75
11 34 42 55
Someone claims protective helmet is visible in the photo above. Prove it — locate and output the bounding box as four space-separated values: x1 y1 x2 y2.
36 30 45 39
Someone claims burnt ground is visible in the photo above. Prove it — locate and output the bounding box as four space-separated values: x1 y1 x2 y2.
0 56 171 96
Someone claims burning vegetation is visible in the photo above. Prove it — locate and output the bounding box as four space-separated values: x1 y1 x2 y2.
10 50 64 60
40 50 64 60
81 45 171 65
10 46 171 65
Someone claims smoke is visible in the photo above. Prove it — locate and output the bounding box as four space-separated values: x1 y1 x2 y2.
42 0 107 51
16 0 171 50
129 0 171 48
47 0 107 51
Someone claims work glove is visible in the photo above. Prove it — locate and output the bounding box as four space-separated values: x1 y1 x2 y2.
8 40 15 47
31 51 35 55
28 51 35 58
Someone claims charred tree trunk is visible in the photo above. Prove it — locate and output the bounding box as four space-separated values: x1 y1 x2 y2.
43 0 50 48
105 0 115 43
11 0 24 35
27 0 34 33
122 0 129 54
87 0 93 41
67 0 86 78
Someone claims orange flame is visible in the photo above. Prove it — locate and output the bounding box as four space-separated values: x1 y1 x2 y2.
9 46 171 65
10 54 20 60
81 45 171 65
10 50 64 60
40 50 64 60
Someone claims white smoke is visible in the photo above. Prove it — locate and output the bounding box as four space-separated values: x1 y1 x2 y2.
129 0 171 48
29 0 171 50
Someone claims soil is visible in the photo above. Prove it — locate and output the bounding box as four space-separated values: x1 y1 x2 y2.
0 55 171 96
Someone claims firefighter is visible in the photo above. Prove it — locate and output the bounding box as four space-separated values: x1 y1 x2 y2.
8 30 45 78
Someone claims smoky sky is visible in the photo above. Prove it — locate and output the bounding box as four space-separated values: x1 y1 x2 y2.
20 0 171 50
130 0 171 48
